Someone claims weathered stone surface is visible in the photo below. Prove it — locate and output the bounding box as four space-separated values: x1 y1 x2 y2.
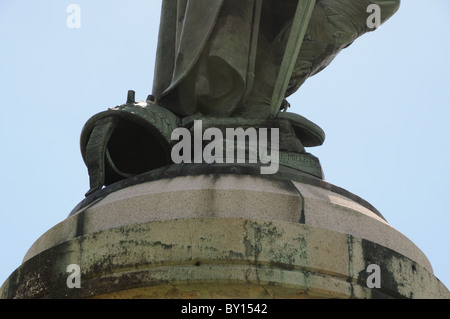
1 218 448 299
22 174 432 274
1 174 448 299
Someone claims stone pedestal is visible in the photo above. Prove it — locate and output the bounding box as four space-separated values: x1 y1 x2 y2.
1 165 449 298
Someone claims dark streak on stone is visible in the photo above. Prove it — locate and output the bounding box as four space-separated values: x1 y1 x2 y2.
359 239 406 299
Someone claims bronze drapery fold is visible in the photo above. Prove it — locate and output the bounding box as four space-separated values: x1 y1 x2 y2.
152 0 401 119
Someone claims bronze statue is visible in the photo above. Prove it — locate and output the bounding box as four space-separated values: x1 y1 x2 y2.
80 0 401 196
153 0 400 118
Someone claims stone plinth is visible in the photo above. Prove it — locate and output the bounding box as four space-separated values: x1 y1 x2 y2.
1 165 449 299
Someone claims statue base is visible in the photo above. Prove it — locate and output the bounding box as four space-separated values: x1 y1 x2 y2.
79 96 326 196
1 166 448 299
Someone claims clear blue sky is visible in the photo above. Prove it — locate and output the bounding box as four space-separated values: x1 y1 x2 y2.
1 1 449 294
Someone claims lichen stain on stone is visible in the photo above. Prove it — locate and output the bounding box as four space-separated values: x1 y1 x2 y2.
242 221 304 273
268 260 295 271
291 235 308 263
225 249 245 260
243 221 265 260
150 241 175 250
260 222 284 242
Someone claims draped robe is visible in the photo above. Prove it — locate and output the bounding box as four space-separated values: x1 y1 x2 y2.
152 0 400 118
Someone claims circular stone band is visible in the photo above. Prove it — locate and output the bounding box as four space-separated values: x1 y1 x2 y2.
1 218 448 299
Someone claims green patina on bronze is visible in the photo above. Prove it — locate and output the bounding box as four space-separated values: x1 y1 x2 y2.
153 0 400 118
80 0 401 196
